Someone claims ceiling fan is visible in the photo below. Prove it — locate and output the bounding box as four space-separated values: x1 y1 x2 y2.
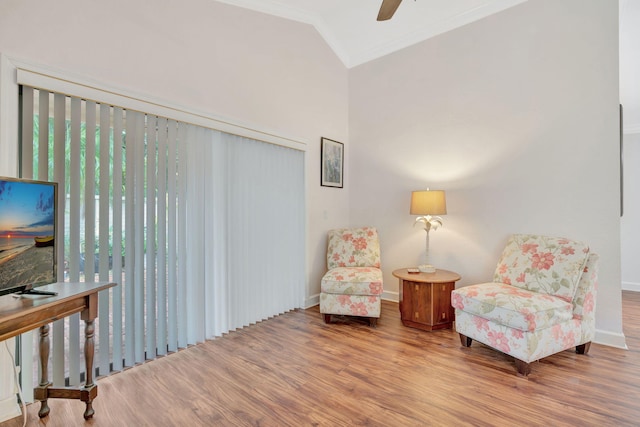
377 0 403 21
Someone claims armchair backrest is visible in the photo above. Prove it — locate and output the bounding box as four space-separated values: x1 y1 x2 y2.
493 234 590 302
326 227 381 269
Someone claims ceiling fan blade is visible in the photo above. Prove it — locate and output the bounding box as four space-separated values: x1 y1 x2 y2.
377 0 403 21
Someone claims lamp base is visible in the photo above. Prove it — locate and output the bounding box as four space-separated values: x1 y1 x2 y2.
418 264 436 273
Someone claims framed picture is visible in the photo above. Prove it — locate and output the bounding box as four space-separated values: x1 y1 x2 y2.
321 137 344 188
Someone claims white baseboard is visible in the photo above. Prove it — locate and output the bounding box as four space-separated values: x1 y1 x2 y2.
381 291 399 303
622 281 640 292
0 396 20 423
304 294 319 309
594 329 628 349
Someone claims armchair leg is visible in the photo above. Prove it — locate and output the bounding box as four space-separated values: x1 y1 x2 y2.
514 359 531 377
368 318 377 327
323 314 331 324
576 342 591 355
459 333 472 347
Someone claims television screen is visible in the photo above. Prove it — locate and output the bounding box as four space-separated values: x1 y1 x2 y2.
0 176 58 297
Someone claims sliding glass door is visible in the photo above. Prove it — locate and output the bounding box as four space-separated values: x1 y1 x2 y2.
18 85 305 393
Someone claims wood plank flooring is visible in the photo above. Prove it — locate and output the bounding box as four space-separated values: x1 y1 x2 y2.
3 291 639 426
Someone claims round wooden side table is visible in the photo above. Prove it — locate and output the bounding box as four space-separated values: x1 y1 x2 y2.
392 268 461 331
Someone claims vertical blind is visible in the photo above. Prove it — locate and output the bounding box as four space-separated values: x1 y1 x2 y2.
18 86 305 396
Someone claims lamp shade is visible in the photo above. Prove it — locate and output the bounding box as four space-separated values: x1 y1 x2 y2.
410 190 447 215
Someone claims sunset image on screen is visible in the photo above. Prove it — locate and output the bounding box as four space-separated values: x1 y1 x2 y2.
0 178 56 293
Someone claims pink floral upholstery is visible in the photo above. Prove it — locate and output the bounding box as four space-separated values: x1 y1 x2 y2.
452 234 598 376
321 267 384 295
572 254 599 343
326 227 381 269
319 294 382 318
452 282 573 332
320 227 383 325
493 234 590 302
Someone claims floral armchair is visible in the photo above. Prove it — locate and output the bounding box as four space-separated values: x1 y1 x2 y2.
320 227 383 327
451 234 598 376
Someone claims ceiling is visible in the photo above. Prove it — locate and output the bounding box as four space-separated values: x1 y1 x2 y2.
215 0 527 68
216 0 639 132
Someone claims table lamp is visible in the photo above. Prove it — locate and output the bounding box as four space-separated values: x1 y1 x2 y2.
410 189 447 273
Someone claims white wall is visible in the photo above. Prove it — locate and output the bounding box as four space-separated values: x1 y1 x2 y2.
349 0 625 347
620 0 640 293
621 132 640 291
620 0 640 133
0 0 626 346
0 338 20 422
0 0 350 305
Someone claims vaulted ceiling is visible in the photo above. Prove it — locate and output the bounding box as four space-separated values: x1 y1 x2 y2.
215 0 527 68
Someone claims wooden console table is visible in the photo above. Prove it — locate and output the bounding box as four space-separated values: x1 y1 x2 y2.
393 269 461 331
0 281 116 420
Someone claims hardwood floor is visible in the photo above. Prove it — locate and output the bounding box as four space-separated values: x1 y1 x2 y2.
3 292 639 426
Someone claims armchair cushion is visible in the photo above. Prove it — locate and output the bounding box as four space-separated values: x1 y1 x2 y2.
493 234 590 302
451 282 573 332
321 267 384 296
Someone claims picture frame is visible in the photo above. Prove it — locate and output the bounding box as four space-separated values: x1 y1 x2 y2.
321 137 344 188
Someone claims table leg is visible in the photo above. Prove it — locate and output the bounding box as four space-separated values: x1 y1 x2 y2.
83 319 95 419
37 324 51 418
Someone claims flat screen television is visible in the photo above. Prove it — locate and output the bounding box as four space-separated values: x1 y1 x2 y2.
0 176 58 297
